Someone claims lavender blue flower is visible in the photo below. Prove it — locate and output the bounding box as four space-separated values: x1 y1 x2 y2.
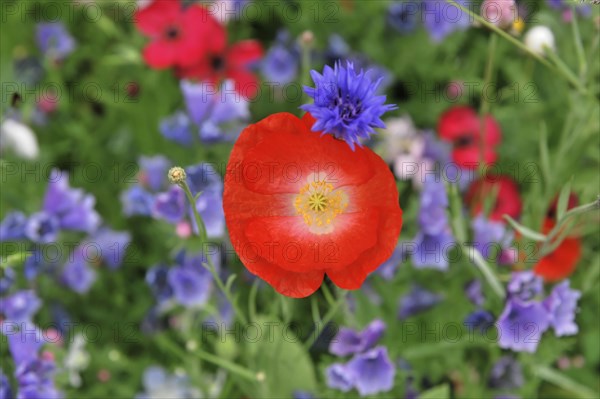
139 155 171 192
24 212 60 244
0 211 28 241
412 230 454 270
292 391 315 399
159 111 194 146
61 247 96 294
497 298 550 352
36 22 75 60
0 370 12 399
544 281 581 337
345 346 396 396
146 265 174 305
86 228 131 269
325 363 353 392
301 61 396 150
376 242 406 280
43 169 101 234
330 319 385 357
488 356 524 390
24 250 52 281
465 279 484 307
121 186 155 217
398 285 442 319
507 271 543 302
387 1 419 33
0 290 41 323
422 0 471 42
180 80 249 143
167 251 215 308
418 176 448 236
5 325 62 399
464 309 494 334
261 43 299 84
472 216 512 260
153 186 186 223
186 163 225 238
0 267 16 294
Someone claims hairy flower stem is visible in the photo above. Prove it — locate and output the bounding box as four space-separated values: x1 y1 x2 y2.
178 179 249 325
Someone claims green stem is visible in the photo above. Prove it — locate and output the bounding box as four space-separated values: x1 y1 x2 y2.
304 290 348 350
461 244 505 299
157 334 259 382
539 197 600 256
179 180 248 325
445 0 587 94
570 5 587 79
534 365 598 399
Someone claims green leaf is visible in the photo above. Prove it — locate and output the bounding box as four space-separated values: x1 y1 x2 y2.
420 384 450 399
237 317 317 399
556 177 574 221
503 215 547 242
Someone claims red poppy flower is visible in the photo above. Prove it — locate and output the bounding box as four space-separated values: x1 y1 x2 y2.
223 112 403 298
438 106 501 169
135 0 225 69
534 218 581 281
465 175 522 222
177 39 263 99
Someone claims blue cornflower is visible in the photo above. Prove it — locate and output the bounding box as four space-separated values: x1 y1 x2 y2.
301 61 396 150
36 22 75 60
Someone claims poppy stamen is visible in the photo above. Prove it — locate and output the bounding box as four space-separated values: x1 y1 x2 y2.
294 174 348 234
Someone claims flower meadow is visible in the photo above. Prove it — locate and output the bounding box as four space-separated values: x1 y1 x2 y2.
1 0 599 398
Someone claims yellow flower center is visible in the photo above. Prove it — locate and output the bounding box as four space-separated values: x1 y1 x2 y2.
294 175 348 235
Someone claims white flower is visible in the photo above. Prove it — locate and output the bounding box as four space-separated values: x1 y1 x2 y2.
377 115 419 163
0 119 40 159
524 26 555 56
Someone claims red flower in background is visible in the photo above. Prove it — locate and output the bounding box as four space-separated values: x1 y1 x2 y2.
465 175 522 222
534 193 582 281
223 113 402 298
438 106 502 169
177 39 263 99
135 0 225 69
533 218 582 281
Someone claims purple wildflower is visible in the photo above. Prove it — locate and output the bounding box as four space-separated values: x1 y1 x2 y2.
345 346 396 396
139 155 171 192
43 169 101 234
472 216 512 260
0 290 41 323
36 22 75 60
464 309 495 334
489 356 524 390
465 279 485 307
121 186 155 217
301 61 396 150
153 186 186 223
167 252 215 308
159 111 194 146
387 1 419 33
0 211 28 241
422 0 471 42
376 242 406 280
398 285 442 319
544 281 581 337
497 298 550 353
261 43 299 84
507 271 543 302
61 246 96 294
24 211 60 244
329 319 385 357
325 363 353 392
146 265 173 305
412 230 454 270
85 228 131 269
